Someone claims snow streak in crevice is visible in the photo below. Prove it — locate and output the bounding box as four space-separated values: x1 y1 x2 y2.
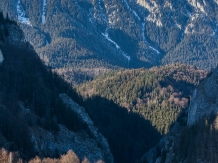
148 45 160 54
122 0 160 54
102 29 131 62
42 0 47 23
17 0 32 26
122 0 140 20
99 0 131 62
142 21 160 54
46 39 49 45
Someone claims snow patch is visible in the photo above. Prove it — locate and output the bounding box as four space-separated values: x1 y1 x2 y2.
17 0 32 26
98 0 104 11
141 22 160 54
193 89 197 99
105 4 117 26
148 45 160 54
42 0 47 23
185 23 194 34
184 13 204 34
122 0 140 20
188 0 206 13
46 39 49 45
164 1 173 10
102 29 131 61
93 0 107 24
141 22 146 42
176 23 182 29
0 49 4 63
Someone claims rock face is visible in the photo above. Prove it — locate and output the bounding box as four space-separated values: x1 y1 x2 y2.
1 0 218 83
187 68 218 125
4 22 33 49
141 67 218 163
0 16 113 162
2 96 113 163
59 94 113 163
0 49 4 63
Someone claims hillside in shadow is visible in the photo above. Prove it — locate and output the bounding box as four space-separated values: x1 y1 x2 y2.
82 96 161 163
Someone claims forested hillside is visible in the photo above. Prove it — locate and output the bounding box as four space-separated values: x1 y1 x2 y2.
140 111 218 163
1 0 218 162
0 13 164 163
78 64 207 135
1 0 218 83
0 12 113 162
140 64 218 163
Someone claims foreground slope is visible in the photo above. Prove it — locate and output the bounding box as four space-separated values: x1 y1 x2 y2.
0 13 161 163
140 66 218 163
0 13 113 162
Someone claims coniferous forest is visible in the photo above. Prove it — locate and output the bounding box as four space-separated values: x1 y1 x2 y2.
1 0 218 162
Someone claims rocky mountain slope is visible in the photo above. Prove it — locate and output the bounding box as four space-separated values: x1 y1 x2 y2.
1 0 218 83
140 66 218 163
0 13 164 163
0 14 113 163
187 67 218 125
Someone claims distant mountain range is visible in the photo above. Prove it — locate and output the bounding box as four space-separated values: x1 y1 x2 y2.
1 0 218 83
2 1 218 163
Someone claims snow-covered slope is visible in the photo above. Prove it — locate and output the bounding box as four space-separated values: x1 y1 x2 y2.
42 0 47 23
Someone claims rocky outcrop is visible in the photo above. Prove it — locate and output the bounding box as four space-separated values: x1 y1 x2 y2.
140 123 182 163
5 23 33 50
59 94 114 163
8 95 114 163
188 68 218 125
141 67 218 162
0 49 4 63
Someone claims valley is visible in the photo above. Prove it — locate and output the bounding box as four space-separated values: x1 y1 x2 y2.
0 0 218 163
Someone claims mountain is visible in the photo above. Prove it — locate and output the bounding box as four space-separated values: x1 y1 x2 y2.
78 64 207 135
139 66 218 163
1 0 218 83
0 13 113 163
0 13 163 163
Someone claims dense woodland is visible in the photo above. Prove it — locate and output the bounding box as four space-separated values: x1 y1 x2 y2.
82 96 160 163
1 0 218 87
0 13 161 163
1 0 218 161
0 38 160 163
0 43 90 159
0 12 90 160
78 64 207 135
152 113 218 163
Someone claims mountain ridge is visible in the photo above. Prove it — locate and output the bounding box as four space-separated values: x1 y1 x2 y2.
1 0 218 83
0 13 113 162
